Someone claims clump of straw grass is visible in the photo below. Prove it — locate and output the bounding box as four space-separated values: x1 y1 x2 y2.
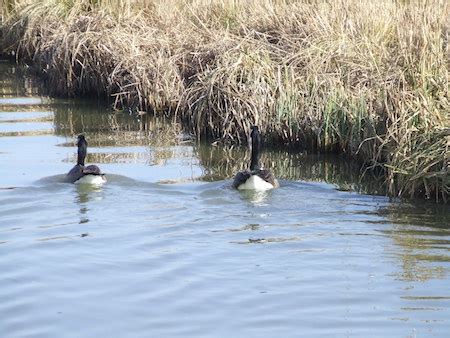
1 0 448 202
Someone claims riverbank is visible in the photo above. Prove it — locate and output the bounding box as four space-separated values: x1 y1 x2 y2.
1 0 448 202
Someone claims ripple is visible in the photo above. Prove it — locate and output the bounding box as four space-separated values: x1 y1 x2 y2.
0 97 45 105
0 130 54 137
0 111 53 122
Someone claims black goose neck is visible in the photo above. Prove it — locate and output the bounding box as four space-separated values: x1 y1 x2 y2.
250 126 261 171
77 136 87 166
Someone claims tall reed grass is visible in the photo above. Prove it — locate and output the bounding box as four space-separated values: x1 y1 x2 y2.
1 0 448 201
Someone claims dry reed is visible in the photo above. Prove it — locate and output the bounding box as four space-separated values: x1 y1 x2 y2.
1 0 448 202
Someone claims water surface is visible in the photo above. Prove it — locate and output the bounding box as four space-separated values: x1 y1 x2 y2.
1 60 449 338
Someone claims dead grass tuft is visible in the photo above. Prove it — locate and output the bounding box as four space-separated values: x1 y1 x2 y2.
1 0 448 201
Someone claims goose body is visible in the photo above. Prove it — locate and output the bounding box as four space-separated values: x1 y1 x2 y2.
65 135 106 185
75 174 106 185
234 172 276 190
233 126 278 190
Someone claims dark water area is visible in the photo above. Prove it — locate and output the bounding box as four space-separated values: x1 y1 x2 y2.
1 60 449 337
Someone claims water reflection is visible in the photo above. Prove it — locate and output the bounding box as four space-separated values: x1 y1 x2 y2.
195 142 387 195
74 183 104 225
377 202 450 282
53 102 139 137
238 189 272 205
52 102 183 145
0 60 41 97
231 236 303 245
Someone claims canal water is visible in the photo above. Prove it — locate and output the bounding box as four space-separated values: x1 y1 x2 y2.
1 60 449 337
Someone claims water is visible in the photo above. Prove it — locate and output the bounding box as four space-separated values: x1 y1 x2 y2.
1 60 449 338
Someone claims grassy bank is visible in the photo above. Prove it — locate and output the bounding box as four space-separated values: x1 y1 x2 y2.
1 0 448 202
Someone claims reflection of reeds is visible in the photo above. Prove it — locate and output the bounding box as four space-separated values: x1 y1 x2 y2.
52 104 141 137
52 101 181 146
0 62 42 97
52 105 184 147
64 152 148 164
195 143 386 195
1 0 448 201
56 109 191 165
377 202 450 282
0 130 53 137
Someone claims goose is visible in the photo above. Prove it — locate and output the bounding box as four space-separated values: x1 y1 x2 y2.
65 135 106 185
232 126 278 190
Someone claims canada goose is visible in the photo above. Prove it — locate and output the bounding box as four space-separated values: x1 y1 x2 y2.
232 126 278 190
65 135 106 185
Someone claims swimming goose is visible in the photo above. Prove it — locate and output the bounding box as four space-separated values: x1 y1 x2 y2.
65 135 106 185
232 126 278 190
